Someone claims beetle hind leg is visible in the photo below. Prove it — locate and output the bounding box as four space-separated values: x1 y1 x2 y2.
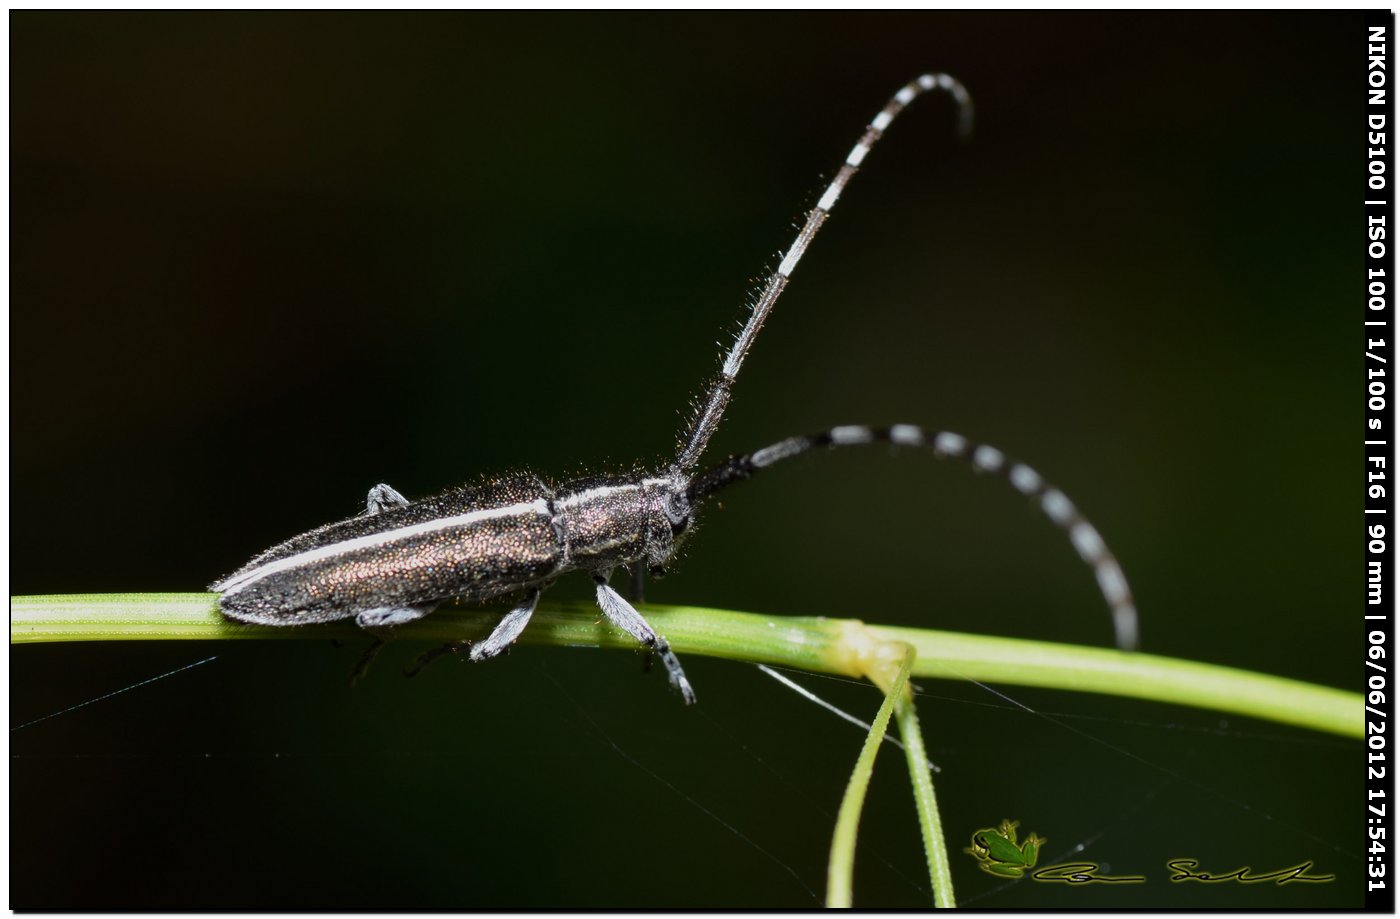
345 603 436 685
349 637 388 687
355 605 435 629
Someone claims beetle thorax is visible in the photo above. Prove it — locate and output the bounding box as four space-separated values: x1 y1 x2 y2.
554 472 691 573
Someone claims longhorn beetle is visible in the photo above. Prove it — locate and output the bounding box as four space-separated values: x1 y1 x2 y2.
212 74 1140 704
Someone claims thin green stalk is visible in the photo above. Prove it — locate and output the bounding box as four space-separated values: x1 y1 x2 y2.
10 593 1363 738
890 673 954 907
827 643 915 908
869 623 1361 740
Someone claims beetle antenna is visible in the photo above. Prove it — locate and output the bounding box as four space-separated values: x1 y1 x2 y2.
687 423 1140 651
673 74 973 471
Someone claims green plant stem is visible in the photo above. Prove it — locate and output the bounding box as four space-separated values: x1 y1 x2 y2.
827 643 915 908
885 669 955 907
10 593 1362 738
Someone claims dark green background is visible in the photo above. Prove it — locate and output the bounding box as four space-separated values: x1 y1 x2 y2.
12 11 1363 908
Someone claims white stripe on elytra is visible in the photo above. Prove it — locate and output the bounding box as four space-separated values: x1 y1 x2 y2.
215 499 550 596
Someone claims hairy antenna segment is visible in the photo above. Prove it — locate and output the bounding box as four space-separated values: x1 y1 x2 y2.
673 74 973 471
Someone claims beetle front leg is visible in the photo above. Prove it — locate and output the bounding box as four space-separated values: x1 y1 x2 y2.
593 572 695 705
364 483 410 515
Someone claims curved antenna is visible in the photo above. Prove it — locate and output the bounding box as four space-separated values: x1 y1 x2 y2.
687 423 1140 652
673 74 973 471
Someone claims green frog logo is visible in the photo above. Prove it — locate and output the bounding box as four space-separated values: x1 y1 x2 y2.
965 819 1044 878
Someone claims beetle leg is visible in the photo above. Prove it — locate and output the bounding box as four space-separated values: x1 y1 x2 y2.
470 589 541 662
593 572 695 705
627 565 646 604
364 483 410 515
626 568 655 672
346 603 436 685
349 637 388 687
404 639 473 676
406 590 543 676
355 605 435 629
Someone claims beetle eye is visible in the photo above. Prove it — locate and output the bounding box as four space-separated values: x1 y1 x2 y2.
663 490 691 534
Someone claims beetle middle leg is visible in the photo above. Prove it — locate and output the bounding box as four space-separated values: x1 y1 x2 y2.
593 572 695 705
470 589 541 661
405 589 541 676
